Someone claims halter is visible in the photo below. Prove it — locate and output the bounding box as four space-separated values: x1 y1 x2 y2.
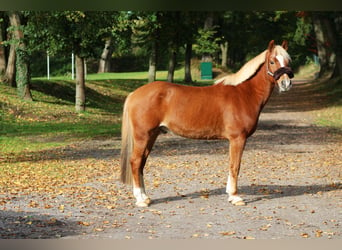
266 56 294 80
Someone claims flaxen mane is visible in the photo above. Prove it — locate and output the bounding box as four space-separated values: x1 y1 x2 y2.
214 45 290 86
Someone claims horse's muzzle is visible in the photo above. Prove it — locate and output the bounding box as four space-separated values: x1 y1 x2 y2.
279 78 292 92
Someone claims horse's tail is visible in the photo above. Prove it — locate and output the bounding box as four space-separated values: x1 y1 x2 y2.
120 94 133 185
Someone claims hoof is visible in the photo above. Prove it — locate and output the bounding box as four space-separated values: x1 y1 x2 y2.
135 198 151 207
233 200 246 206
145 198 152 205
228 196 246 206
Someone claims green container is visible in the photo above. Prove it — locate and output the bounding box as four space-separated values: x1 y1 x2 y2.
200 62 213 80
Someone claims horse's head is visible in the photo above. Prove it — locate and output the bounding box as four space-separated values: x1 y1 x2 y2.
266 40 294 92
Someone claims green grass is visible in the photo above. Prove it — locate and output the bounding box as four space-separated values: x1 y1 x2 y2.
35 71 150 81
0 76 135 155
0 118 121 154
34 67 209 83
312 78 342 130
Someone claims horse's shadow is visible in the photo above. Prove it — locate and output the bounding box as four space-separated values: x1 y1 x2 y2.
150 183 341 205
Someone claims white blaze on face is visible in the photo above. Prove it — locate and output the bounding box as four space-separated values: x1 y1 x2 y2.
275 54 292 92
276 55 285 67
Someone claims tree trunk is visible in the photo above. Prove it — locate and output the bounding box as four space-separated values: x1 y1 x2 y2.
312 13 336 78
0 20 6 76
332 51 342 78
324 15 342 78
98 38 113 73
9 11 32 100
3 45 15 86
184 42 193 83
167 49 177 83
15 48 32 100
148 41 157 83
75 54 86 112
2 16 17 87
220 41 228 69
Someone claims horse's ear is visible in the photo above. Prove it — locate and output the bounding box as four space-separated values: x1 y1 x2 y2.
281 40 288 50
268 40 275 51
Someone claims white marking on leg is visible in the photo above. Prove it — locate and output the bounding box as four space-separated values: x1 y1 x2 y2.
226 175 245 206
133 179 151 207
133 187 145 203
226 175 231 194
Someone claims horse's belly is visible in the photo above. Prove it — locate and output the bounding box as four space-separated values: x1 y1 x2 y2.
161 122 224 140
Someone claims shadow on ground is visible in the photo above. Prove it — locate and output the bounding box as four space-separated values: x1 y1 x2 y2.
0 211 80 239
150 183 342 206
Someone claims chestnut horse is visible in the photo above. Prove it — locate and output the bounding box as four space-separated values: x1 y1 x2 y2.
120 40 294 207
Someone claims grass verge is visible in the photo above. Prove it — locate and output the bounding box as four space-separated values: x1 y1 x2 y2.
311 77 342 131
0 77 137 156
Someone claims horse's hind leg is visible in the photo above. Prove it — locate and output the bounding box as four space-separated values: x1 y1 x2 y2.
131 130 159 207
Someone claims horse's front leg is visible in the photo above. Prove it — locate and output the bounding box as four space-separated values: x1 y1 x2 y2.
226 136 247 206
131 150 151 207
131 131 159 207
130 139 152 207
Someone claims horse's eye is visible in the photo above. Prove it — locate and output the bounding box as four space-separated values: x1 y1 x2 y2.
270 61 275 65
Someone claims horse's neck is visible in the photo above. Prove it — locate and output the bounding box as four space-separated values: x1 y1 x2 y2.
250 63 275 108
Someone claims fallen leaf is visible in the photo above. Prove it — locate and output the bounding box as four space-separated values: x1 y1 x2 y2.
301 233 309 238
153 180 160 187
200 189 210 199
243 236 255 240
78 221 91 226
48 218 57 225
28 201 39 208
259 224 272 231
315 230 323 238
220 231 236 236
58 205 65 212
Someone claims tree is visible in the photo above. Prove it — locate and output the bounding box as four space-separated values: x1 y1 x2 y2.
26 11 116 111
75 54 85 112
8 11 32 100
193 27 221 62
0 12 6 76
161 11 203 83
182 12 204 83
311 12 342 78
131 12 162 83
160 12 183 83
3 43 15 86
184 42 193 83
98 38 113 73
1 12 16 87
312 13 337 78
